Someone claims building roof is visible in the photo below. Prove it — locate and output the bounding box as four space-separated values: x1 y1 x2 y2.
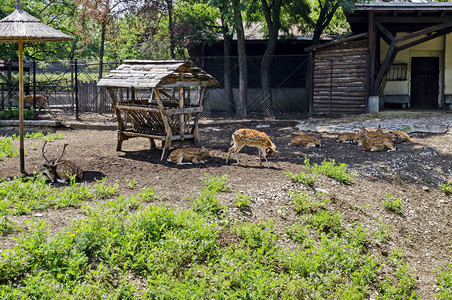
346 3 452 34
97 60 219 89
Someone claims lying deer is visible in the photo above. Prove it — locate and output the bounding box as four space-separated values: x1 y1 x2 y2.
336 132 358 144
355 130 397 152
226 128 276 168
390 130 411 143
167 147 211 165
289 135 322 147
40 141 83 183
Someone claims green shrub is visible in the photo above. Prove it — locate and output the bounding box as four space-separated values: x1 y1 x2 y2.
382 193 403 214
312 158 354 184
0 106 36 120
235 193 251 210
440 182 452 195
290 190 329 214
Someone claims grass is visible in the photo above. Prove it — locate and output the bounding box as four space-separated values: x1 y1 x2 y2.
382 193 403 214
0 172 422 299
285 157 354 186
0 131 65 161
440 181 452 195
0 106 36 120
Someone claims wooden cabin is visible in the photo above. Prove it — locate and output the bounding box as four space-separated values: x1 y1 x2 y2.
308 3 452 115
97 60 218 159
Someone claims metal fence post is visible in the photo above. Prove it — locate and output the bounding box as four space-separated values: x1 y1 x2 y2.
75 59 79 120
32 60 36 110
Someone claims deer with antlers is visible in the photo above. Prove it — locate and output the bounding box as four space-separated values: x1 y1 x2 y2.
40 141 83 183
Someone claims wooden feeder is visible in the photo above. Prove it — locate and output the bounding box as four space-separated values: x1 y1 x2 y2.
98 60 218 160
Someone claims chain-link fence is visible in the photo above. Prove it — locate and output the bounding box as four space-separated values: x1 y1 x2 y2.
193 54 311 119
0 60 120 118
0 55 311 120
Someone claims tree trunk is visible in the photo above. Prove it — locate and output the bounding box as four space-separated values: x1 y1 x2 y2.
260 0 281 117
233 3 247 119
221 19 233 116
166 0 176 59
98 22 106 114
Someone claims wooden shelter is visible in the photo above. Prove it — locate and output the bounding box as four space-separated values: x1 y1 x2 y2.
0 0 73 173
306 33 368 115
97 60 218 159
307 3 452 115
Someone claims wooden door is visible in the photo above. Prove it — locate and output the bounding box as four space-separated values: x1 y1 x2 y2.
410 57 439 108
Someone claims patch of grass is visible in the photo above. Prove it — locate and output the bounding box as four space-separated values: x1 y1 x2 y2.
284 157 318 187
440 181 452 195
312 158 355 184
382 193 403 214
201 174 231 192
290 190 330 214
235 193 251 210
375 217 392 245
125 178 138 189
0 137 19 161
0 106 36 120
0 173 420 299
436 262 452 299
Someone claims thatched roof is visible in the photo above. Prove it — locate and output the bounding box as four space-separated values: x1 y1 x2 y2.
0 8 73 43
98 60 219 89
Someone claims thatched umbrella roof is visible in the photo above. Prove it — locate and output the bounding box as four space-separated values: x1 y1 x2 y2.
0 2 73 43
0 0 74 174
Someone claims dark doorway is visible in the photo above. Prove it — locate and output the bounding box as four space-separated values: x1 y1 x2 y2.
410 57 439 108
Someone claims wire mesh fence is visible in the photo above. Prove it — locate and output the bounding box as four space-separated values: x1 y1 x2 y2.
0 55 311 120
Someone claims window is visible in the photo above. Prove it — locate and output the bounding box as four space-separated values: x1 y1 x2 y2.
387 63 407 81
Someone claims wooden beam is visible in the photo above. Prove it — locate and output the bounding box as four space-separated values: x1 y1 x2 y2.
154 88 172 160
396 22 452 42
368 11 376 96
179 72 185 140
376 22 395 46
373 40 397 95
398 27 452 51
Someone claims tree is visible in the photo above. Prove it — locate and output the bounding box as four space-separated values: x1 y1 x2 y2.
311 0 357 45
211 0 248 118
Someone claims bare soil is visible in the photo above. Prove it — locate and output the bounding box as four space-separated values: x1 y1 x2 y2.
1 116 452 298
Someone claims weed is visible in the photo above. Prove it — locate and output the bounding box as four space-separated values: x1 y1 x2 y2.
201 174 231 192
0 137 19 161
312 158 354 184
382 193 403 214
235 193 251 210
440 181 452 195
290 190 329 214
284 157 318 187
301 210 342 234
125 178 138 189
375 217 392 245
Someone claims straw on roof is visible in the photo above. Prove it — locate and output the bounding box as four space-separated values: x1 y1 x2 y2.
0 8 73 43
98 60 219 88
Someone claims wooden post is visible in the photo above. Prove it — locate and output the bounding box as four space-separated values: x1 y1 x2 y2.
179 72 185 139
155 88 172 160
18 38 25 173
192 86 206 143
107 88 126 151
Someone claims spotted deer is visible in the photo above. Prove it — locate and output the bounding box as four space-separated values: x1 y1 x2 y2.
336 132 358 144
167 147 211 165
40 141 83 183
226 129 276 168
13 94 48 111
355 130 397 152
390 130 411 143
289 135 322 147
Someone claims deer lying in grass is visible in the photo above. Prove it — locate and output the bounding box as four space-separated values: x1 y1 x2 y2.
226 128 276 168
40 141 83 183
355 129 397 152
167 147 211 165
289 135 322 147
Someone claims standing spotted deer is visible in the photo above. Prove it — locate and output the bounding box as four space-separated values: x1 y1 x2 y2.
226 129 276 168
40 141 83 183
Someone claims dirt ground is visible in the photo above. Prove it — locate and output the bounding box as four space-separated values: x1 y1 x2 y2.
1 115 452 298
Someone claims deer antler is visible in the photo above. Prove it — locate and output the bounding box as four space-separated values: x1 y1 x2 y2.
55 143 68 164
41 141 50 163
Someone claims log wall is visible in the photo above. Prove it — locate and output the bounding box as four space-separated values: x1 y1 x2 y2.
312 39 368 115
